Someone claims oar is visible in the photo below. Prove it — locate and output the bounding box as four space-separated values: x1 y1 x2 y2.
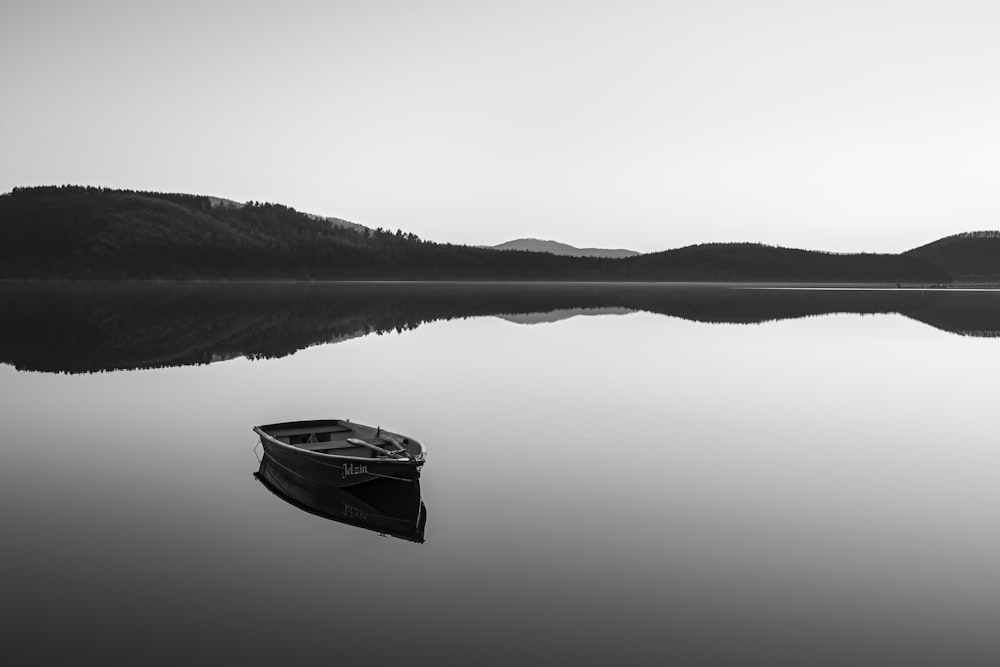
380 432 409 456
346 437 394 457
345 437 409 459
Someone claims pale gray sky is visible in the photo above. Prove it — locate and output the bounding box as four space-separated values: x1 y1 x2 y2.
3 0 1000 252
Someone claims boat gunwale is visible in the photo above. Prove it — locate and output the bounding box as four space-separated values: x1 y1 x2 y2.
253 424 426 465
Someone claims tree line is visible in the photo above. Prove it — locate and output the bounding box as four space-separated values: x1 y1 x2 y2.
0 186 952 283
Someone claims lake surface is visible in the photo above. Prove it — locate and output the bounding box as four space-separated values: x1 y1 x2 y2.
3 283 1000 665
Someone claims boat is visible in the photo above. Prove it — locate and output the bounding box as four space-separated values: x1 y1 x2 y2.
255 453 426 542
252 419 426 487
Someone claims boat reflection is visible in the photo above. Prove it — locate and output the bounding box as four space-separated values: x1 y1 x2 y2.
254 454 427 543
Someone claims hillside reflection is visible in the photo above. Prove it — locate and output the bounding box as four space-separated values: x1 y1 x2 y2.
2 281 999 373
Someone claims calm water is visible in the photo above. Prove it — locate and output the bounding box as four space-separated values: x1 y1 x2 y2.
3 283 1000 664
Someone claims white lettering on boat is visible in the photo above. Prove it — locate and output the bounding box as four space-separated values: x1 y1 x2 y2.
343 463 369 479
343 501 367 521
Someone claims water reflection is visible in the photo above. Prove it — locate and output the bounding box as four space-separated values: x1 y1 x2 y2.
255 454 427 543
3 281 1000 372
3 284 1000 664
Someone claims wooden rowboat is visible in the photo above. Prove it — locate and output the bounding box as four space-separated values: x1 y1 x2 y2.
253 419 426 488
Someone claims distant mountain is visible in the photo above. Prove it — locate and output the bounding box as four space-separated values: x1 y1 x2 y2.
203 195 369 234
493 238 639 258
496 307 635 325
305 213 370 234
205 196 244 210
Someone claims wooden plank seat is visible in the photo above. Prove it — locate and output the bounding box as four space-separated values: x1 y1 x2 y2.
269 425 353 438
295 438 359 451
297 443 375 457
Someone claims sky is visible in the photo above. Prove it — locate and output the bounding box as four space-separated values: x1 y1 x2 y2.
3 0 1000 253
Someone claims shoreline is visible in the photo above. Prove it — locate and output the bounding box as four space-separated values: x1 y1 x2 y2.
2 278 999 289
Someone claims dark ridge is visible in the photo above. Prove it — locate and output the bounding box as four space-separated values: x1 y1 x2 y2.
2 282 998 374
623 242 950 284
905 231 1000 284
0 186 951 283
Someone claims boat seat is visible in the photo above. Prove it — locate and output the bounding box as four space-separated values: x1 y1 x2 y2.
303 445 374 457
268 425 353 438
283 432 355 445
296 440 362 452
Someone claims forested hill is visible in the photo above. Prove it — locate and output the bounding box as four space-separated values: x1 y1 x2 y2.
0 185 961 283
905 232 1000 284
0 186 613 280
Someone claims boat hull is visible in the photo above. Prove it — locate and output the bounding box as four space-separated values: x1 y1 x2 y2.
260 438 420 487
254 419 424 488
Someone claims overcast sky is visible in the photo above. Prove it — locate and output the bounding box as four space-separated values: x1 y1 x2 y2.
3 0 1000 252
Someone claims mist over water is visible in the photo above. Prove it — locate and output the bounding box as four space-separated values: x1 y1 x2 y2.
3 284 1000 664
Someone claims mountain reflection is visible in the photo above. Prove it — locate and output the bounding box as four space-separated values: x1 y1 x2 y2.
255 454 427 543
2 281 999 373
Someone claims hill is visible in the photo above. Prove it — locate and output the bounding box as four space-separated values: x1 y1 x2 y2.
0 185 960 283
493 238 639 258
627 243 951 284
0 186 616 281
905 231 1000 283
